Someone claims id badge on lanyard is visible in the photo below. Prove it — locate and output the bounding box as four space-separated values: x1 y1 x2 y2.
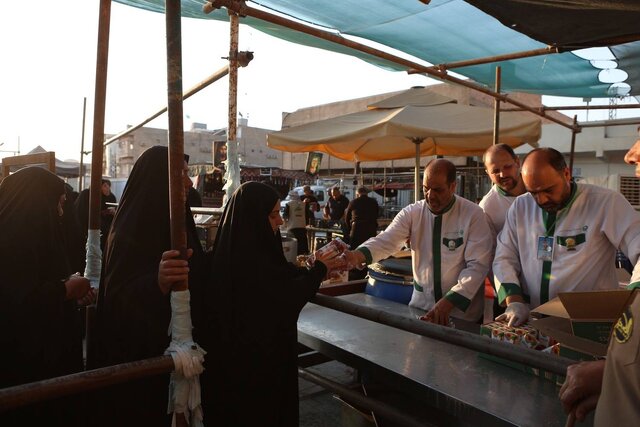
537 236 554 261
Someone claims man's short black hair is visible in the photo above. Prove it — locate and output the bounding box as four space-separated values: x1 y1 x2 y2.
523 147 567 172
483 143 518 164
425 159 456 184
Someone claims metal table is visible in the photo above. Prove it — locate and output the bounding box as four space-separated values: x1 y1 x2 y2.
298 294 590 427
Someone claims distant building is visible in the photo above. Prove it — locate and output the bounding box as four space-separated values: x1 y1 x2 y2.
104 119 284 178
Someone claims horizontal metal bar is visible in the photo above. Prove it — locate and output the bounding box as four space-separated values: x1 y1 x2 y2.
503 104 640 112
426 46 561 71
310 294 574 376
103 64 232 147
203 1 578 132
0 356 175 413
298 368 434 427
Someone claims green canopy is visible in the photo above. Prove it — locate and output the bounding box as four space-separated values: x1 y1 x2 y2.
114 0 640 98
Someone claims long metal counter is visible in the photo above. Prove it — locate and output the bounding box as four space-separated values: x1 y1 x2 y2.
297 293 591 427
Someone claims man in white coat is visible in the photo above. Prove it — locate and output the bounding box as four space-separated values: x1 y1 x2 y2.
479 143 527 238
493 147 640 326
479 143 528 318
343 159 493 325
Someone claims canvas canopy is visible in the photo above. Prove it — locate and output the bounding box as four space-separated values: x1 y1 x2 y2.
266 87 541 162
115 0 640 99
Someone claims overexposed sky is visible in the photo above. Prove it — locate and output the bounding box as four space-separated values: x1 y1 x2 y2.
1 1 638 162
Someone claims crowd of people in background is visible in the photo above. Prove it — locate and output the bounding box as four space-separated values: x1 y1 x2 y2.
1 138 639 426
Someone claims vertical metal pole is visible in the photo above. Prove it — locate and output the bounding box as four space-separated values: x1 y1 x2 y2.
413 139 421 202
569 115 578 177
383 167 387 202
165 0 188 291
84 0 111 371
88 0 111 234
79 97 87 191
225 12 240 202
493 66 501 146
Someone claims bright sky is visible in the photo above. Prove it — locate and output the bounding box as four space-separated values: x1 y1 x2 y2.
1 1 638 162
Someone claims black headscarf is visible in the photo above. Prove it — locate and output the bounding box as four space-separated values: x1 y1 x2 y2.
202 182 326 426
213 181 288 280
62 183 86 273
0 167 73 386
92 146 207 427
96 145 204 364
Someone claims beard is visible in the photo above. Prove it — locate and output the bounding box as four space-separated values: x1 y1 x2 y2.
498 177 517 192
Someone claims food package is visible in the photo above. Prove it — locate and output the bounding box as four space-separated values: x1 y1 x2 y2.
482 319 557 350
306 238 350 267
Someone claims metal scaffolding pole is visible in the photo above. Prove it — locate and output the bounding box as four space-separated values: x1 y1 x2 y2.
202 0 578 132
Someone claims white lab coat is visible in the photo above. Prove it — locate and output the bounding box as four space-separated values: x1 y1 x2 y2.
493 183 640 308
479 185 516 240
358 196 493 321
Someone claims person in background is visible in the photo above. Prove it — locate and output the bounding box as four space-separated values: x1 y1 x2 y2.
479 144 527 239
344 187 378 280
0 167 93 427
187 186 203 208
199 181 342 427
283 190 309 254
301 184 319 225
324 186 350 239
62 183 87 273
91 146 208 427
493 147 640 327
479 143 527 318
100 179 117 249
342 159 493 324
74 178 118 251
559 137 640 425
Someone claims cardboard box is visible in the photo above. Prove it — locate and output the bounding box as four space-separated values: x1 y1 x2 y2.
531 289 637 359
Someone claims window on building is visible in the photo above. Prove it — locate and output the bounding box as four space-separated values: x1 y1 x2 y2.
620 175 640 208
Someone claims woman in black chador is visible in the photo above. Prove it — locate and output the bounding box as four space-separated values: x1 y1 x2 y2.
91 146 208 426
200 181 339 427
0 167 91 426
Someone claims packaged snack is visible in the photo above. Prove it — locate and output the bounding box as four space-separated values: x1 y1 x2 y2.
306 238 350 267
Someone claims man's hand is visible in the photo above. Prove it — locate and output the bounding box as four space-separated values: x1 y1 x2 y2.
341 250 366 271
158 249 193 294
559 360 605 422
421 298 454 326
496 301 529 327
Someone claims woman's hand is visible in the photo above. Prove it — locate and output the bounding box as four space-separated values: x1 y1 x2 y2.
64 274 91 301
158 249 193 294
77 287 97 306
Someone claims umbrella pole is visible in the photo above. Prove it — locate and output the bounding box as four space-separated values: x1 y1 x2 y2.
412 138 422 203
492 66 501 145
569 115 578 177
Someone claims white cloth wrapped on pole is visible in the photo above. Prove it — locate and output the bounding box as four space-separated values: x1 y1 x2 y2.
223 139 241 207
83 229 102 288
165 290 207 427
